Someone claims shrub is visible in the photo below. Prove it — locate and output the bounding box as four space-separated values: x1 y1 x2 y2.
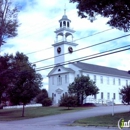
42 98 52 106
59 95 77 109
36 89 48 104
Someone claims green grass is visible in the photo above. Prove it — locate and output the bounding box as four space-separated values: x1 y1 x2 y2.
73 112 130 127
0 106 92 121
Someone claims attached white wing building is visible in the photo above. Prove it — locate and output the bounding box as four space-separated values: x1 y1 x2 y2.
48 12 130 105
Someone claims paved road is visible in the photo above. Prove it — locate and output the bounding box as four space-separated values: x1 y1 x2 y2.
0 105 130 130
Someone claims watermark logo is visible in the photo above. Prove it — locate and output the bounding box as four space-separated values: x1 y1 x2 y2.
118 118 130 130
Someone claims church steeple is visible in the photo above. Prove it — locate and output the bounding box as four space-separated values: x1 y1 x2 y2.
52 10 78 66
54 9 75 42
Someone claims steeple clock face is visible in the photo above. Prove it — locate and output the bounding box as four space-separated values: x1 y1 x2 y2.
57 47 61 54
68 46 73 53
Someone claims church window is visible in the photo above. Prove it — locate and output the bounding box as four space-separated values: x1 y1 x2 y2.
113 78 115 85
65 75 67 83
63 21 66 26
107 77 109 84
126 80 128 85
107 92 110 100
57 75 62 85
58 69 61 71
119 94 122 100
60 22 62 27
67 22 69 27
52 77 54 85
94 75 96 82
94 94 97 99
118 78 121 85
77 74 79 77
52 93 54 100
100 76 103 84
113 93 116 99
101 92 103 99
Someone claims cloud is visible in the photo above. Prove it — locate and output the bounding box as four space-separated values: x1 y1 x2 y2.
1 0 130 89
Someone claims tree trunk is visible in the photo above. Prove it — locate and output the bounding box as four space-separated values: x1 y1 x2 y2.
77 93 80 106
81 93 84 105
22 104 25 117
0 93 1 104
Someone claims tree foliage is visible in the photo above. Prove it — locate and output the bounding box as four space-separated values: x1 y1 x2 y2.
59 95 77 109
0 52 43 116
0 0 19 46
68 75 99 106
36 89 52 106
41 97 52 106
70 0 130 32
119 85 130 105
36 89 48 103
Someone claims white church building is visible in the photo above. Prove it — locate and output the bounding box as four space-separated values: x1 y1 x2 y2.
48 12 130 105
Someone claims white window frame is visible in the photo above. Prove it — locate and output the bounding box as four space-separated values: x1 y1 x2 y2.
118 78 121 86
57 75 62 85
101 76 103 84
113 78 115 85
107 92 110 100
94 75 96 82
52 76 54 85
107 77 109 85
65 75 67 83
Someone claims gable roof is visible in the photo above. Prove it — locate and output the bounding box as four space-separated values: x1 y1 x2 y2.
73 62 130 78
47 66 75 77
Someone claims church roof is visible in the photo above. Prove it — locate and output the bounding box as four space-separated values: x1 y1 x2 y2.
47 66 75 77
73 62 130 78
59 15 71 22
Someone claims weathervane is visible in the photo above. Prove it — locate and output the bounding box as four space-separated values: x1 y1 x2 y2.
64 3 66 15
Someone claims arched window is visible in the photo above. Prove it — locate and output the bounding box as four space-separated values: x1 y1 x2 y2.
63 21 66 26
60 22 62 27
57 75 62 85
67 22 69 27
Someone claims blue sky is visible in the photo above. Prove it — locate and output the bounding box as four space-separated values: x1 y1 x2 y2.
1 0 130 89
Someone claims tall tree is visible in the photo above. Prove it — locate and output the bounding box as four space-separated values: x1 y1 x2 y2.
0 53 13 104
0 52 43 116
7 52 42 116
119 85 130 105
0 0 19 47
70 0 130 32
68 75 99 105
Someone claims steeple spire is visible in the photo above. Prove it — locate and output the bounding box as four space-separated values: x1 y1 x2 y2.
64 4 66 15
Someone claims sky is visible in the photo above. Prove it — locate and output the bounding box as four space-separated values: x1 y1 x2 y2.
1 0 130 90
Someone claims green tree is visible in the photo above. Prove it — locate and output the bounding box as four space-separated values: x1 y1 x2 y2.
0 54 14 104
36 89 52 106
68 75 99 106
0 52 43 117
119 85 130 105
0 0 19 47
36 89 48 104
41 98 52 106
59 95 77 109
70 0 130 32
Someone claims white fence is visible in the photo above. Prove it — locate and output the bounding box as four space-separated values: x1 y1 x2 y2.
3 104 42 109
86 98 113 106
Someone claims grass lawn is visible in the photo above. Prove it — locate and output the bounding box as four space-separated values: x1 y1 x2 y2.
0 106 92 121
73 112 130 127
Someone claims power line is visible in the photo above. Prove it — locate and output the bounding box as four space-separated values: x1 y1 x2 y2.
26 28 113 55
36 46 130 72
33 32 130 64
18 11 77 36
35 44 130 71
